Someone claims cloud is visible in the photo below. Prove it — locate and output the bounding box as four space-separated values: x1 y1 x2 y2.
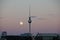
38 17 47 20
30 16 47 20
31 16 37 18
48 13 59 18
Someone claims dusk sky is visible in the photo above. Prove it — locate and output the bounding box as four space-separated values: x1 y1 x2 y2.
0 0 60 35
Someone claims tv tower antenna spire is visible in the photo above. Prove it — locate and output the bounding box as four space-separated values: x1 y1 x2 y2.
28 3 32 33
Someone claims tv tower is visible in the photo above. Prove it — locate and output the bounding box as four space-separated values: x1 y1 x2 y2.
28 0 35 40
28 4 32 33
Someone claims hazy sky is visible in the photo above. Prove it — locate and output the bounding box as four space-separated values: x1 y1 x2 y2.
0 0 60 35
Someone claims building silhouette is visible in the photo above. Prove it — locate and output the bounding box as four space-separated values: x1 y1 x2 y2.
1 31 7 40
0 32 60 40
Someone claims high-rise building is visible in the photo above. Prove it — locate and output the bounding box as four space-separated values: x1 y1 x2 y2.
1 31 7 36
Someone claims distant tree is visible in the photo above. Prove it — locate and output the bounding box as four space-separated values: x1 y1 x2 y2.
35 36 43 40
53 35 59 40
56 35 59 40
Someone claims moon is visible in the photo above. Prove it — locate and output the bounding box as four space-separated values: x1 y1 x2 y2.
20 21 23 25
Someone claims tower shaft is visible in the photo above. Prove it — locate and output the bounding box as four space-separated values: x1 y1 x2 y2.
29 23 31 33
28 17 32 33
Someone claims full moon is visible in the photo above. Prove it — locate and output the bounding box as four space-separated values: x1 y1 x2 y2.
20 21 23 25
